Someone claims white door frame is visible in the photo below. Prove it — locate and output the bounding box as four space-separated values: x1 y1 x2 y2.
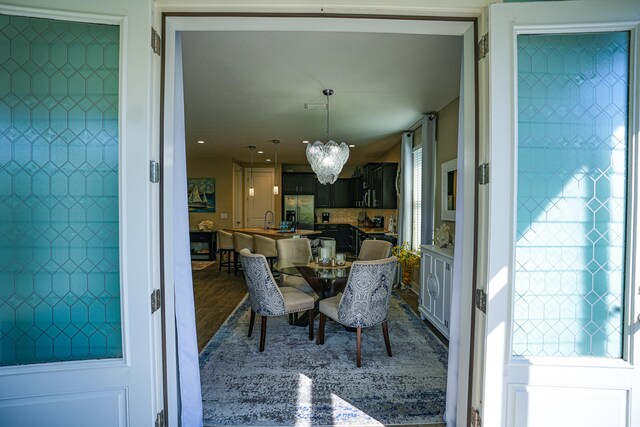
160 12 478 426
0 2 160 426
482 2 640 426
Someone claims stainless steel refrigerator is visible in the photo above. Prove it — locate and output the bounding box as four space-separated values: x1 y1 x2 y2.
283 195 315 230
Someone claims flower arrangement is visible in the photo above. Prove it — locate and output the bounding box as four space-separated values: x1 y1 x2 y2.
434 223 451 248
392 241 421 288
197 220 216 231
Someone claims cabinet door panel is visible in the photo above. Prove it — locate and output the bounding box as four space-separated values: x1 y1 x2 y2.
315 180 332 207
333 179 351 208
298 174 316 194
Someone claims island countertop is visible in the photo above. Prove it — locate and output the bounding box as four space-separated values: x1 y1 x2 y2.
223 227 321 239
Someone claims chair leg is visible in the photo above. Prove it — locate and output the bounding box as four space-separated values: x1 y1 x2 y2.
307 309 314 341
259 316 267 352
248 309 255 338
356 327 362 368
316 313 326 345
289 313 293 325
227 251 232 274
294 312 298 323
218 250 222 271
382 321 392 357
234 251 239 275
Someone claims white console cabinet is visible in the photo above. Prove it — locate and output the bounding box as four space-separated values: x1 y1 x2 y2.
419 245 454 338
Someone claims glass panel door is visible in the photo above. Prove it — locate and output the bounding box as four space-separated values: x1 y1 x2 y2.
513 32 629 358
0 14 121 365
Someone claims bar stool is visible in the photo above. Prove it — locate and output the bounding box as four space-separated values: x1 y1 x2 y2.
233 232 254 276
253 234 278 274
217 230 234 273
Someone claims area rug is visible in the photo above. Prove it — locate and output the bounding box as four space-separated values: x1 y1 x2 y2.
199 292 448 426
192 260 216 271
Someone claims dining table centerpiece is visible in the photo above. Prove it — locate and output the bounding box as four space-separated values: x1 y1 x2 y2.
392 241 421 289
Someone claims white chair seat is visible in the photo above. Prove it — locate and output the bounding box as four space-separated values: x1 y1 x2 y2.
282 289 314 313
318 293 342 321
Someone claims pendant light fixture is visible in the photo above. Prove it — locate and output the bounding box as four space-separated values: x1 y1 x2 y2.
306 89 349 185
272 139 280 195
248 145 255 197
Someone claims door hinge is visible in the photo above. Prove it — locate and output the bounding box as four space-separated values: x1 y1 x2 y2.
151 27 162 56
478 33 488 60
150 160 160 183
478 163 489 185
471 407 482 427
475 289 487 313
151 289 162 314
155 409 165 427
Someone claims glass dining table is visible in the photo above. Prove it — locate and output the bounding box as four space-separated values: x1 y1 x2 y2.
274 256 353 300
274 256 354 326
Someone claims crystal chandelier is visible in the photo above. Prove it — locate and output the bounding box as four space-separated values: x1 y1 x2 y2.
306 89 349 185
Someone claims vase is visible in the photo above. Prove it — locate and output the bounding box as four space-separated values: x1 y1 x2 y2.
402 265 413 289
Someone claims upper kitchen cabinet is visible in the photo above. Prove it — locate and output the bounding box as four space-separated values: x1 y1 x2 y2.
315 178 351 208
282 173 316 195
363 163 398 209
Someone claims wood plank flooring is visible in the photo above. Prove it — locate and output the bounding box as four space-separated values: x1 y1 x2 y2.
193 263 247 352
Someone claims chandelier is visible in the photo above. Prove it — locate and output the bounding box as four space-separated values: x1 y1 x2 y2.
306 89 349 185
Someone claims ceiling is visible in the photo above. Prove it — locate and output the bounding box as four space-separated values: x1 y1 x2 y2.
181 30 462 166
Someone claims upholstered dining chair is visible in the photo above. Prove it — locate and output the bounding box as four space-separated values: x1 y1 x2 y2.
358 239 393 261
316 256 398 367
239 249 315 352
233 232 254 276
275 238 316 296
217 230 234 273
253 234 278 272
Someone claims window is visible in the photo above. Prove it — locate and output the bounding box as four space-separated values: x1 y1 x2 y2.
412 146 423 250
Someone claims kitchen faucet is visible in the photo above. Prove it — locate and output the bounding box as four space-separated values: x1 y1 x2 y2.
264 210 274 230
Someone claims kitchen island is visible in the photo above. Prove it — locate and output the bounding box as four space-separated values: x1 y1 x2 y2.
223 227 321 240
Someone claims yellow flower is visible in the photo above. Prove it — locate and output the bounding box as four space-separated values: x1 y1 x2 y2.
392 241 420 269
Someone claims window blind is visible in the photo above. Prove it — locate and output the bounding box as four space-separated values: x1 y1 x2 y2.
412 147 423 250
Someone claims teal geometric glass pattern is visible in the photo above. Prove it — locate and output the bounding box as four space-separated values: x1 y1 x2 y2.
0 14 121 365
513 32 629 358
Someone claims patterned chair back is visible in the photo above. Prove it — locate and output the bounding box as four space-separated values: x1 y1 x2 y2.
358 239 393 261
338 256 398 328
239 249 285 316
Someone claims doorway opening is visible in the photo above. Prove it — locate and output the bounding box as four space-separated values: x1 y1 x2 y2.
162 14 477 426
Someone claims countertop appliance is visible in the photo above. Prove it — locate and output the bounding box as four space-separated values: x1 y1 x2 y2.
373 216 384 228
322 211 330 223
283 195 315 230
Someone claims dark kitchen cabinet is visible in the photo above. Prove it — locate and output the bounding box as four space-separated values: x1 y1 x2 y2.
349 176 364 208
363 163 398 209
282 173 316 194
314 178 350 208
332 179 351 208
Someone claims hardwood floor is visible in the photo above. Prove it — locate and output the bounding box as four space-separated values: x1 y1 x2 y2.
192 263 247 352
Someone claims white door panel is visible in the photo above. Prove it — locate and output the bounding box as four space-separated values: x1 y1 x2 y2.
245 168 275 227
0 2 158 426
484 1 640 426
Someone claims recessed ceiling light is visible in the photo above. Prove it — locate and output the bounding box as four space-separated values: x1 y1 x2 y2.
348 144 355 148
197 140 205 144
266 159 271 162
302 140 309 144
258 150 264 154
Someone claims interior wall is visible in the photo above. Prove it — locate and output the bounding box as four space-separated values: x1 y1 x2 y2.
435 97 459 239
186 156 235 230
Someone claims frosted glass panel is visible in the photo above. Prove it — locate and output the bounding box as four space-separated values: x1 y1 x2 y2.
513 32 629 358
0 15 121 365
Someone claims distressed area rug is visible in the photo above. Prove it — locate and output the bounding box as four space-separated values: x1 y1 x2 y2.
192 260 216 271
199 292 448 426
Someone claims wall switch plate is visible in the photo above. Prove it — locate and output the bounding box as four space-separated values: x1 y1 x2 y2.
220 213 228 218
